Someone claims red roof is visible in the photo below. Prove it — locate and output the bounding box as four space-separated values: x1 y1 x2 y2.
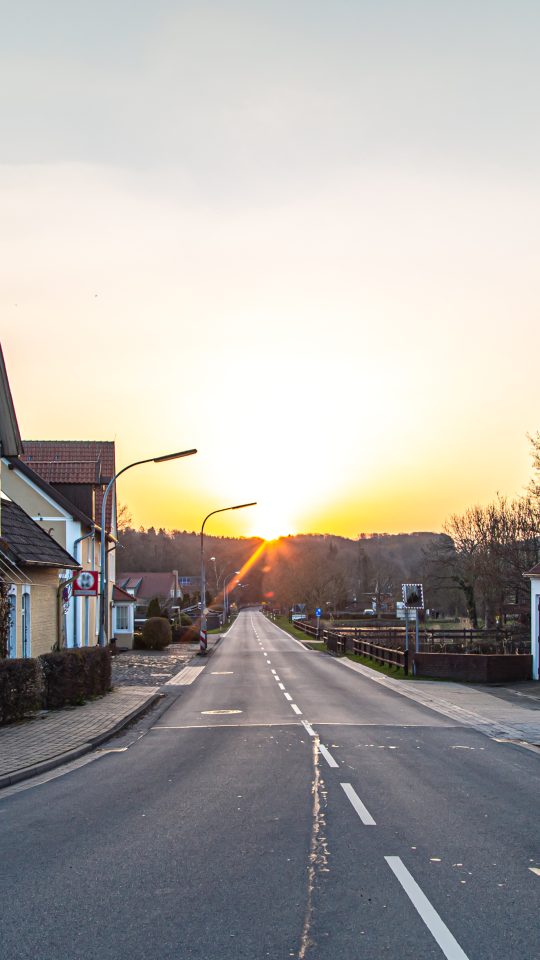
113 585 137 603
21 440 115 531
118 572 180 601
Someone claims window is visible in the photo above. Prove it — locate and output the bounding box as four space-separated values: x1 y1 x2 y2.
115 605 129 631
21 587 31 657
8 588 16 658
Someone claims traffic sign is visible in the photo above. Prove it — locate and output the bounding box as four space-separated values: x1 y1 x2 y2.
315 607 322 618
402 583 424 609
72 571 99 597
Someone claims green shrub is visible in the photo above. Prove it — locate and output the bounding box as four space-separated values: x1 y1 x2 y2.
0 658 44 724
147 597 162 619
180 612 193 626
141 617 172 650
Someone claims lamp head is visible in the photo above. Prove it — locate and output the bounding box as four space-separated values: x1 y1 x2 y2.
153 448 197 463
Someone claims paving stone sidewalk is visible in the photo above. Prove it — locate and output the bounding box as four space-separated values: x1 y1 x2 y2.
338 657 540 746
0 685 160 787
0 634 224 788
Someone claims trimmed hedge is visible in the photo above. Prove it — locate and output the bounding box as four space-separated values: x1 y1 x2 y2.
0 658 45 724
138 617 172 650
40 647 112 709
0 647 112 725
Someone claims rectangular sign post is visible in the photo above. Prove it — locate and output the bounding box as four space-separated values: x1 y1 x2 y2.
402 584 425 658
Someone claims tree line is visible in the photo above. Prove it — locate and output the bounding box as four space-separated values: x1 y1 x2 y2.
117 434 540 626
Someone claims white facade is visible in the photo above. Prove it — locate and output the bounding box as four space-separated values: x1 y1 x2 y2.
530 575 540 680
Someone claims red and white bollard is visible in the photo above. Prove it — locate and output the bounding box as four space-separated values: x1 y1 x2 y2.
199 628 207 656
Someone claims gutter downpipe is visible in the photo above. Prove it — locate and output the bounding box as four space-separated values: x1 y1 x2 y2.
72 529 94 648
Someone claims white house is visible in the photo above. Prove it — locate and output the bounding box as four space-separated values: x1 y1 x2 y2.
525 563 540 680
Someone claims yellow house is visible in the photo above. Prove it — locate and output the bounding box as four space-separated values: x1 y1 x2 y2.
0 498 80 657
1 456 108 648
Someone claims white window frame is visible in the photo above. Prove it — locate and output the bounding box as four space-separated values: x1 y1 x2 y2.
7 585 17 658
114 604 130 632
21 585 31 658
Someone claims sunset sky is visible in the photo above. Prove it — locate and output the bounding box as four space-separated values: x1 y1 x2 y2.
2 1 539 539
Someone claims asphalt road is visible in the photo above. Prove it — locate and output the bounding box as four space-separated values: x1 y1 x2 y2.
1 610 539 960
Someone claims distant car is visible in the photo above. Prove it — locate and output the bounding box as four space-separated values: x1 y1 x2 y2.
362 608 376 616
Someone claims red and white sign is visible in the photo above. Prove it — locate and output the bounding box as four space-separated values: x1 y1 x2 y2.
72 571 99 597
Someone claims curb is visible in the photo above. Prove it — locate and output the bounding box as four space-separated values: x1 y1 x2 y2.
0 631 228 791
0 690 162 791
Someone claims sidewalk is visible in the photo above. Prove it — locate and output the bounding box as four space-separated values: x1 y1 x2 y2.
0 634 223 789
338 656 540 747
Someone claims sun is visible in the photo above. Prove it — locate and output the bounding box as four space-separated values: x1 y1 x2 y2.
250 506 293 541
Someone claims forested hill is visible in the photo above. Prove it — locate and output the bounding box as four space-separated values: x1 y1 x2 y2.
117 527 454 611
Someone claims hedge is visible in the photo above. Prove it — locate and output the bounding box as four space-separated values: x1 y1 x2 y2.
40 647 112 709
0 647 112 725
0 658 45 725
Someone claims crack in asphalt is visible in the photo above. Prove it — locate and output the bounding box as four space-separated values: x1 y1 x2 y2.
298 733 329 959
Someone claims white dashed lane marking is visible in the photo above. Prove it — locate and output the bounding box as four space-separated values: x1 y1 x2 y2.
284 692 293 702
291 704 302 715
341 783 376 826
385 857 470 960
319 744 339 768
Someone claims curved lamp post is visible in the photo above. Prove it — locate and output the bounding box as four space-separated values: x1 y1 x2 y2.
199 502 256 654
98 448 197 646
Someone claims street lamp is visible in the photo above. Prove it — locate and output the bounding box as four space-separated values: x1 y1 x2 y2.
98 447 197 646
199 502 256 654
223 570 241 622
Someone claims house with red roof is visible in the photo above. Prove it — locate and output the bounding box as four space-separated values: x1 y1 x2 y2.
117 570 183 625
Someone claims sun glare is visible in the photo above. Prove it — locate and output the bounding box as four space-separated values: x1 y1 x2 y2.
251 507 293 542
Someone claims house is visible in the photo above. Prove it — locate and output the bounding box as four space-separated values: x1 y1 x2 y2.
1 455 110 648
111 584 137 648
524 563 540 680
178 574 201 597
16 439 118 646
117 570 183 622
0 344 24 531
0 497 80 657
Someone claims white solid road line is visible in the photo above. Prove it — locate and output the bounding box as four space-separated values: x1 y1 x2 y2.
340 783 376 825
319 744 339 768
284 692 293 701
385 857 470 960
291 704 302 715
301 720 316 737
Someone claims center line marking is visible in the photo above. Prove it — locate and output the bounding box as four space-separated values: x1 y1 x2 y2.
284 692 293 701
385 857 470 960
319 744 339 768
271 669 277 675
340 783 376 825
301 720 316 737
291 704 302 715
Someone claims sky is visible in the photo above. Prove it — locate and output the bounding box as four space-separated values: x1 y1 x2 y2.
2 1 539 540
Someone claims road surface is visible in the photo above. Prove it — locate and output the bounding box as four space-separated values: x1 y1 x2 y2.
1 610 539 959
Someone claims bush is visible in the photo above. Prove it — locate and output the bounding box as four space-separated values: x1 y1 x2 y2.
140 617 172 650
40 647 112 709
180 612 193 626
0 658 44 724
147 597 162 618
